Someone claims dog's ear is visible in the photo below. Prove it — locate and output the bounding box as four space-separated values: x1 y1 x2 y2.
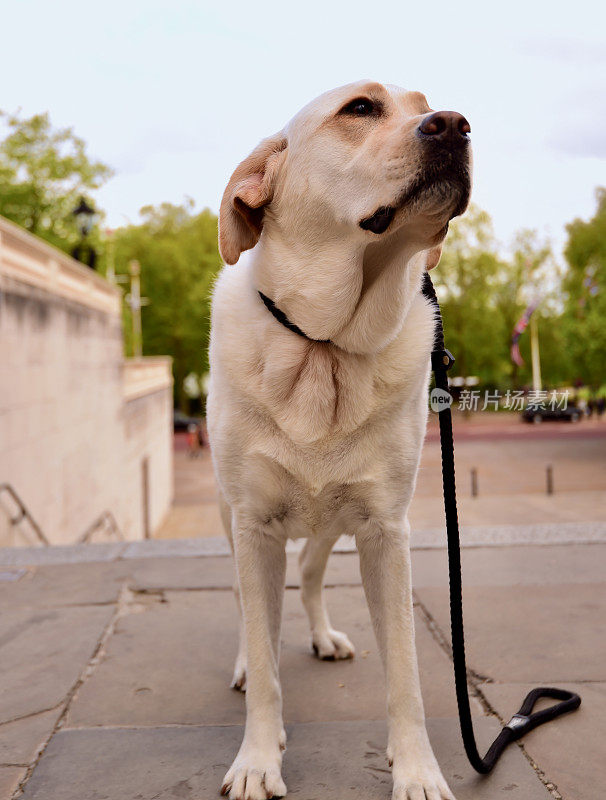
218 133 288 265
426 244 443 270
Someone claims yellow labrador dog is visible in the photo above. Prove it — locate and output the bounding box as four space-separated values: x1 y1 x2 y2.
207 80 471 800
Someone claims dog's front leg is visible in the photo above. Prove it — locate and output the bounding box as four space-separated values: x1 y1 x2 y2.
221 524 287 800
356 521 455 800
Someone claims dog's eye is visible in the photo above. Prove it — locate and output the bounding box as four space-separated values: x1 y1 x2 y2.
340 98 378 117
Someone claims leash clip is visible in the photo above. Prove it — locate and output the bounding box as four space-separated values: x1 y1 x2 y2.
505 713 530 733
431 348 455 373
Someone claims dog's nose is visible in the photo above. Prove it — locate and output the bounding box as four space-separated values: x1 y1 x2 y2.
417 111 470 146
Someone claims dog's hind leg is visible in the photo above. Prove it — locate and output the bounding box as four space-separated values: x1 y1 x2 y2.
219 493 247 691
299 536 355 660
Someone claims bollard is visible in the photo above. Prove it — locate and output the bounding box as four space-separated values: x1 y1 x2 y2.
546 464 554 495
471 468 478 498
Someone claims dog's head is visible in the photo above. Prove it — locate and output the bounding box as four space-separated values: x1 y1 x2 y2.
219 81 472 266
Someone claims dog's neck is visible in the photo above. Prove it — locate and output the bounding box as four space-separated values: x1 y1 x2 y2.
250 226 428 355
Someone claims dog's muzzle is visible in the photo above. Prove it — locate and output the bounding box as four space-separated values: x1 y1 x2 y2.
360 112 471 235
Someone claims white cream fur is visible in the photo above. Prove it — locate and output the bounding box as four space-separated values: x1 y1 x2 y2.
208 80 469 800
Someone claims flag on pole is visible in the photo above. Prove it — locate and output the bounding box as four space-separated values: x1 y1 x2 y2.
510 302 539 366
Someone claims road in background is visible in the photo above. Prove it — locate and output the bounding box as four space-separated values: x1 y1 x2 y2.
156 413 606 538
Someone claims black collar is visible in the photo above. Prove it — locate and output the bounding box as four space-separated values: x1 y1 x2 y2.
259 274 438 347
258 291 331 343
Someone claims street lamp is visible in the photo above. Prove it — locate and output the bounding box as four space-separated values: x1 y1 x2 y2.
125 260 150 358
71 196 98 269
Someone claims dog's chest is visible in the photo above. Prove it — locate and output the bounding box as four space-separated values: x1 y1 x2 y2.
277 480 382 540
239 364 427 536
243 448 407 540
256 341 413 444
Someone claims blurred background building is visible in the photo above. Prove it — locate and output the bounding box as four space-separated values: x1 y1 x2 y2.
0 215 173 546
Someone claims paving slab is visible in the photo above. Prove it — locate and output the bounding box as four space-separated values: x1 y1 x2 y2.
0 568 27 582
0 766 25 799
278 590 470 723
411 543 606 588
0 708 61 765
0 605 114 724
152 520 606 552
412 521 606 549
127 552 362 592
66 587 245 728
154 501 224 539
20 718 549 800
121 538 228 559
482 681 604 800
127 556 234 591
0 542 126 567
1 544 602 601
67 586 471 728
0 561 130 609
415 582 606 683
3 521 606 568
411 490 606 529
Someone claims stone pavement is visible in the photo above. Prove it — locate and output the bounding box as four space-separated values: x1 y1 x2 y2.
1 536 604 800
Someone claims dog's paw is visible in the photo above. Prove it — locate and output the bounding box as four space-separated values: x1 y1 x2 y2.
311 628 355 660
389 746 455 800
392 778 455 800
221 746 286 800
230 651 247 691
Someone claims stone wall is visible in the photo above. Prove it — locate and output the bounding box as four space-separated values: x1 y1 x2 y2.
0 216 173 546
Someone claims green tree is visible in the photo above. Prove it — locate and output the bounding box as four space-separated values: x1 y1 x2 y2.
561 188 606 387
434 205 509 386
0 110 112 252
436 207 568 390
113 201 222 410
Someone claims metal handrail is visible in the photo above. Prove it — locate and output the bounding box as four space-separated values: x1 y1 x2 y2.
0 484 124 546
77 510 124 544
0 483 49 545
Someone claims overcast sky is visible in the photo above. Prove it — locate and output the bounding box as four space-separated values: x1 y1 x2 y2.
2 0 605 255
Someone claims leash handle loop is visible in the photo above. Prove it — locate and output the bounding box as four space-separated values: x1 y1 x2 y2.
506 687 581 740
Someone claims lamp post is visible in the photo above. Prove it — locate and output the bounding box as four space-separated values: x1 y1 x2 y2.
529 313 542 392
104 228 116 283
125 260 149 358
71 196 98 269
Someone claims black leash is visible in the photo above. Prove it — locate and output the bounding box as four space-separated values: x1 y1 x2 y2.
421 270 581 773
258 277 582 772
